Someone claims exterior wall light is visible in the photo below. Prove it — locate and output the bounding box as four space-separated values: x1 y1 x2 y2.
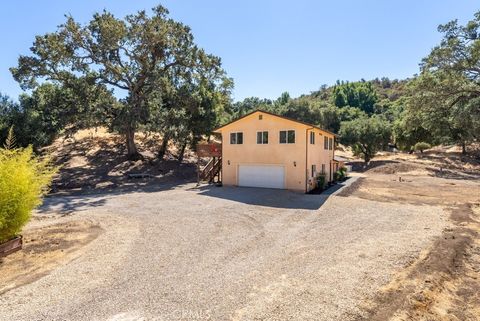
228 160 231 165
293 161 296 167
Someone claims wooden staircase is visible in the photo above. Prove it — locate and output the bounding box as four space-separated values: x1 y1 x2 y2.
199 157 222 183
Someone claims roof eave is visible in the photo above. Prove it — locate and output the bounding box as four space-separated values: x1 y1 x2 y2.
213 109 338 136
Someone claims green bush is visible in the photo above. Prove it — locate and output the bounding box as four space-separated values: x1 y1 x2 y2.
316 173 326 190
334 170 346 182
333 171 340 181
0 132 56 243
414 142 431 153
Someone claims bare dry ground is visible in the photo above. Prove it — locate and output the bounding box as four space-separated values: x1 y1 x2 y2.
0 219 102 295
338 148 480 321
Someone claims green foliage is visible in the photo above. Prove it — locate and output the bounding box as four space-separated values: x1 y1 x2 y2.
0 139 56 243
405 11 480 153
414 142 431 153
333 167 347 182
333 171 341 181
340 115 391 163
332 80 378 114
316 173 326 190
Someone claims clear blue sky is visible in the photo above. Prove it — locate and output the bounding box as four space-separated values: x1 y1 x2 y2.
1 1 478 101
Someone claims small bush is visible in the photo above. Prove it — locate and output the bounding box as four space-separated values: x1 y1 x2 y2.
316 173 326 190
333 171 340 181
0 133 56 243
414 142 431 153
334 170 346 182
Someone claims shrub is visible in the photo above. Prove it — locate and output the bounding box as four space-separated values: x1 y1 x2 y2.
333 171 340 181
414 142 431 153
316 173 326 190
334 170 346 182
0 131 56 243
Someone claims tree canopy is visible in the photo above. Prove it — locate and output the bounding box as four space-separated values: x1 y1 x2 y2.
404 11 480 153
11 5 232 159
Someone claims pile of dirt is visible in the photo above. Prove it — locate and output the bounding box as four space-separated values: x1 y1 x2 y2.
0 220 102 295
367 161 420 174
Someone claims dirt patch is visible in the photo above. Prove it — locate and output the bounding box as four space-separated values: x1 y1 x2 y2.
367 162 420 174
341 173 478 207
356 203 480 321
0 220 102 294
346 158 480 320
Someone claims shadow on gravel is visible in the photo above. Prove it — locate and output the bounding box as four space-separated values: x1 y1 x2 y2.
194 180 355 210
37 195 109 215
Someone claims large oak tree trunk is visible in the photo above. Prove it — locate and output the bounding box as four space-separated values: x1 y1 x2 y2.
158 134 170 160
177 138 189 163
125 127 141 160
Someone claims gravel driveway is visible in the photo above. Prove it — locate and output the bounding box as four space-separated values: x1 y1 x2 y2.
0 182 448 321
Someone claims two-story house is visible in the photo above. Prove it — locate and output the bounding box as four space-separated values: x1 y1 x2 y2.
213 110 336 193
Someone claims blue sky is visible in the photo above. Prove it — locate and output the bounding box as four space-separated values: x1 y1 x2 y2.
1 1 478 101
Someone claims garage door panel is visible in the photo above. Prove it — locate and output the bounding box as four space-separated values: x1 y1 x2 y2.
238 165 285 189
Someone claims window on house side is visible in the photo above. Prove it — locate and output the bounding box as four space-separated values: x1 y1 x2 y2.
311 164 316 177
310 131 315 144
321 164 326 174
257 131 268 144
280 130 295 144
324 136 328 149
230 132 243 144
329 137 333 150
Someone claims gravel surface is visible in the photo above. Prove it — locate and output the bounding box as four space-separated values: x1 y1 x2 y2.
0 183 448 321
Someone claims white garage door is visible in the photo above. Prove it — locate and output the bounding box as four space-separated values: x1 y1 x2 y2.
238 165 285 189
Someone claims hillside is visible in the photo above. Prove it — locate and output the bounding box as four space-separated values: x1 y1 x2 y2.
44 128 198 195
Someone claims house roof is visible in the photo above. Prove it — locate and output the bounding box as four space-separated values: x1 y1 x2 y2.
214 109 337 136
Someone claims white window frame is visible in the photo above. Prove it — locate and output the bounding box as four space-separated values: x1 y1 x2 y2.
279 129 295 144
230 132 243 145
256 131 268 144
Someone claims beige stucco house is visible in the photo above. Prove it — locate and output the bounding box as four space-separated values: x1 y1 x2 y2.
213 110 336 193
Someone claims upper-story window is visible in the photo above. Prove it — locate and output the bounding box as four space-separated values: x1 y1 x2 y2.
230 132 243 144
310 131 315 144
279 130 295 144
324 136 328 149
257 131 268 144
329 137 333 150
